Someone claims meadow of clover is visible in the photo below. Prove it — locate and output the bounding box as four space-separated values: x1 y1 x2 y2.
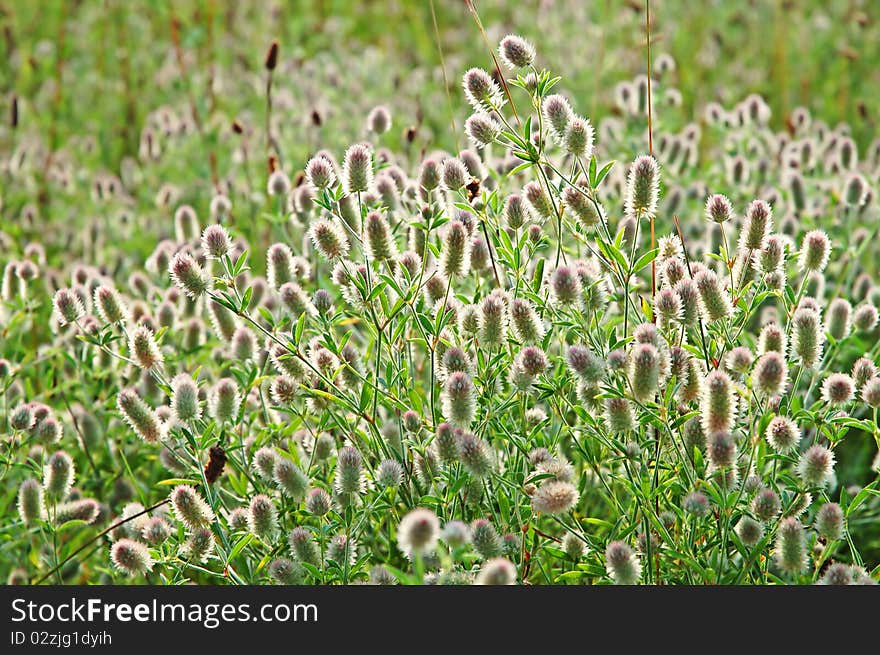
2 1 880 586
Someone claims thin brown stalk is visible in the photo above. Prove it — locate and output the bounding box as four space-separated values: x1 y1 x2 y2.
646 0 657 304
429 0 460 153
464 0 521 127
35 499 171 585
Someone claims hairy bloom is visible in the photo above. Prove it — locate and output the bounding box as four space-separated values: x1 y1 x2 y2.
462 67 504 111
775 517 806 575
442 372 476 427
531 480 579 515
498 34 535 69
475 558 517 585
397 508 440 558
738 199 772 250
563 116 594 158
53 288 85 326
629 343 660 402
309 218 350 261
799 230 831 272
624 155 660 219
335 445 365 495
18 478 45 525
118 388 164 442
129 325 163 370
705 193 734 223
464 112 501 147
765 416 800 453
542 94 573 143
170 485 215 530
753 351 788 397
364 211 398 261
439 220 471 277
201 224 232 260
694 269 733 321
605 541 641 585
456 430 492 478
169 251 209 298
798 445 835 487
821 373 855 405
342 143 373 195
791 307 824 369
305 155 336 190
208 377 240 423
93 285 127 324
274 458 309 501
248 494 278 539
111 539 154 576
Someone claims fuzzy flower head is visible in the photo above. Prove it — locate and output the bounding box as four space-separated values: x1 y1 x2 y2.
305 155 336 190
605 541 641 585
791 307 824 369
682 491 710 516
129 325 163 370
562 185 603 229
335 445 365 495
93 285 127 324
456 430 492 478
821 373 855 405
309 218 350 261
475 557 517 585
814 502 844 541
798 445 835 487
342 143 374 195
208 377 240 424
498 34 535 69
531 480 579 515
201 224 232 260
862 377 880 408
765 416 800 453
118 387 165 443
739 199 773 251
799 230 831 272
753 351 788 397
442 372 476 427
563 116 594 158
366 105 391 135
247 494 278 540
267 169 291 197
462 67 505 111
542 94 573 144
53 288 85 326
18 478 45 525
705 193 734 223
439 220 471 277
397 508 440 559
775 517 806 575
169 251 209 298
170 485 215 530
464 112 501 147
364 211 398 261
695 269 733 322
624 155 660 220
111 539 154 576
629 343 660 402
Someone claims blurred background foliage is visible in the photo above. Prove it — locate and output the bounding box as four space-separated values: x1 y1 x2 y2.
2 0 878 170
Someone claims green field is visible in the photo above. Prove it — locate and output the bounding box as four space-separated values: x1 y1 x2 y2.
1 1 879 586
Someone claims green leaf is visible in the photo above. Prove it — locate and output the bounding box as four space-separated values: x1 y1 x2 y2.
56 519 89 533
595 160 615 187
633 247 659 274
226 534 253 562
